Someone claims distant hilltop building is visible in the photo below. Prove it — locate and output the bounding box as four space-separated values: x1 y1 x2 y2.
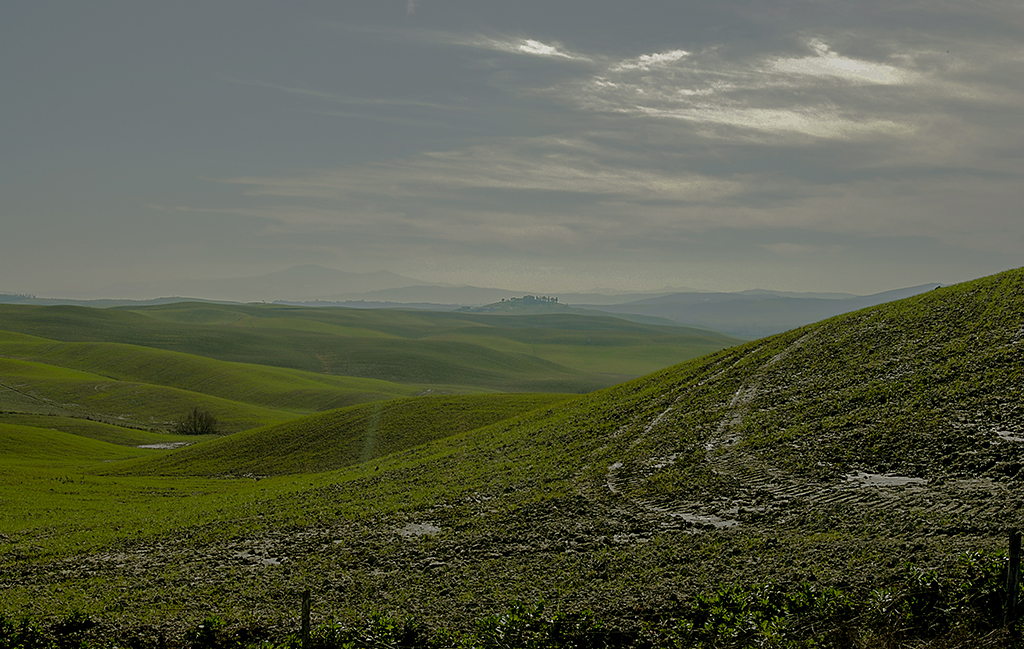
0 292 37 302
500 295 558 303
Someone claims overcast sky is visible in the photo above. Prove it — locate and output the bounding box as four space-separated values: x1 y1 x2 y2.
3 0 1022 297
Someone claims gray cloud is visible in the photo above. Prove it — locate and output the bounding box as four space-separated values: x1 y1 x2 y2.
2 1 1022 296
201 23 1021 256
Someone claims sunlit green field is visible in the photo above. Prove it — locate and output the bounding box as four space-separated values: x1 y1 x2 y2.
0 303 742 394
0 425 302 558
11 277 1024 647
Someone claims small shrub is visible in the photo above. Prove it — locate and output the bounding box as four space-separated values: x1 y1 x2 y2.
474 602 609 649
175 408 219 435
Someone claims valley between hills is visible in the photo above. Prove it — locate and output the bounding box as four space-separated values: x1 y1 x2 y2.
3 270 1024 647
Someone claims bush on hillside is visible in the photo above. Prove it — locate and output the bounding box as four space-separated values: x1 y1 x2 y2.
174 408 219 435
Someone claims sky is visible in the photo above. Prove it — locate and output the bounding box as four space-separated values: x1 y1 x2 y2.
2 0 1022 298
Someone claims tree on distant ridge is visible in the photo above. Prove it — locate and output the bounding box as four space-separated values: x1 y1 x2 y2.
174 407 219 435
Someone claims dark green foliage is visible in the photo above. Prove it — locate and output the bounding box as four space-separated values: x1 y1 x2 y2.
863 553 1008 646
174 408 219 435
185 616 271 649
472 603 612 649
0 613 93 649
1 562 1017 648
304 614 429 649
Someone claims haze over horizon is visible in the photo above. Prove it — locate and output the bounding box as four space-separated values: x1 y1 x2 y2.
3 1 1022 299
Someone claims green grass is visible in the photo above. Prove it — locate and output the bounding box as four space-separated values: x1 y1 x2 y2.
109 392 572 477
0 354 299 433
0 414 207 447
0 424 149 464
0 303 742 393
0 337 421 414
4 268 1024 644
0 424 301 560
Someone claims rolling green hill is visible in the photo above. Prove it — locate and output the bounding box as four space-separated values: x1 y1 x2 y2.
4 268 1024 646
0 332 420 415
0 413 203 447
0 336 423 435
0 424 151 465
110 393 571 477
0 302 737 445
0 302 742 393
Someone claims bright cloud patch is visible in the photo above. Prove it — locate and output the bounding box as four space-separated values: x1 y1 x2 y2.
459 35 590 61
771 40 914 85
518 39 567 57
560 36 932 140
634 105 911 139
615 49 690 70
476 37 587 60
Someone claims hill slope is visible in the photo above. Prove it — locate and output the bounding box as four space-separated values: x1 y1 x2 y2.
111 393 571 477
3 268 1024 644
0 302 741 393
585 284 938 338
0 330 421 435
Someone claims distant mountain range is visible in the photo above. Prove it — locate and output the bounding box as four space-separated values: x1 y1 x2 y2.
574 284 940 338
0 264 940 339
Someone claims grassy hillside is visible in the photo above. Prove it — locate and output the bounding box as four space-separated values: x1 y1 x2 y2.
0 302 741 393
0 329 425 437
0 353 299 434
0 424 151 465
110 393 571 477
0 413 203 447
0 331 421 413
4 269 1024 646
0 303 730 443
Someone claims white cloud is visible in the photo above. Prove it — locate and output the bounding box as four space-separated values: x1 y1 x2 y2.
632 105 912 139
471 36 591 61
770 39 917 85
551 37 941 141
518 39 563 57
614 49 690 71
205 28 1024 271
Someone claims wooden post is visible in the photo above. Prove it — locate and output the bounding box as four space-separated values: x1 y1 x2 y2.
1007 530 1021 626
301 590 311 649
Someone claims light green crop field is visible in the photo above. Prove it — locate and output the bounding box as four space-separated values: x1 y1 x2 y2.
107 392 572 477
0 414 204 446
4 270 1024 647
0 302 743 394
0 354 299 433
0 302 733 487
0 338 421 414
0 423 298 557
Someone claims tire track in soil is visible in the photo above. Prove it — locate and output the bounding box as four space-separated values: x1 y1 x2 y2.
604 332 1015 531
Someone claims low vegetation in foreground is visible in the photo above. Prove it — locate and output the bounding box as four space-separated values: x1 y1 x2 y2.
4 269 1024 647
1 554 1018 648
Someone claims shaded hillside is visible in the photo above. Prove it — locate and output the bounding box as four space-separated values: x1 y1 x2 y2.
462 295 692 327
0 303 740 392
4 268 1024 646
109 393 570 477
0 332 420 414
584 284 938 338
0 330 421 435
0 352 299 434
